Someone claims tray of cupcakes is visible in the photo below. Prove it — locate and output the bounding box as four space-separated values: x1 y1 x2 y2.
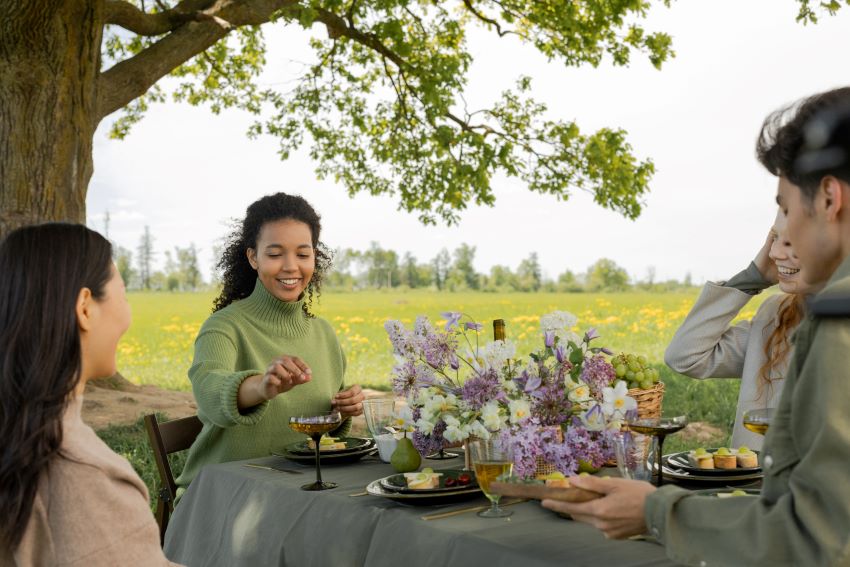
662 446 762 482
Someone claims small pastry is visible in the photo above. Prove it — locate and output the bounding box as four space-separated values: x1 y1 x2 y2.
713 447 737 469
404 470 443 490
736 446 758 468
307 436 347 451
688 448 715 469
537 472 571 488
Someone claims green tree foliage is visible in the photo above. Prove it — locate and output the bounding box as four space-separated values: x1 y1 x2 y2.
100 0 683 225
431 248 451 291
363 242 399 288
113 245 136 288
516 252 543 292
447 243 479 290
586 258 629 291
136 225 155 290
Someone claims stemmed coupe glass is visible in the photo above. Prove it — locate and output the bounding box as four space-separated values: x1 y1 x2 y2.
468 439 514 518
742 407 774 436
289 410 342 491
626 414 688 487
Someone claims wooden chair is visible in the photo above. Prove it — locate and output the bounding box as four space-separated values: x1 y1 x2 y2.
143 413 203 545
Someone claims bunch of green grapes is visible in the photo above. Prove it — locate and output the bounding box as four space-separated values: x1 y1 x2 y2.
611 353 660 390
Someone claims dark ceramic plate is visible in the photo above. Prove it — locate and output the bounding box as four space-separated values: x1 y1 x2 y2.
366 478 481 506
379 469 478 494
285 436 374 456
665 449 761 475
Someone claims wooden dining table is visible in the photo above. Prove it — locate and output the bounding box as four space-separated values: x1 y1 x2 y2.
163 452 679 566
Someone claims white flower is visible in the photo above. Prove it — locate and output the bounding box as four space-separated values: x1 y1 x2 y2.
481 401 504 431
480 339 517 370
469 420 492 440
568 382 592 403
602 380 638 418
580 404 606 432
443 415 469 443
415 417 435 435
540 311 578 333
508 399 531 424
392 406 416 432
501 378 518 394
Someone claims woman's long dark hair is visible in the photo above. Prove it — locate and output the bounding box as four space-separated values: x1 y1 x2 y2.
213 193 332 315
0 223 113 551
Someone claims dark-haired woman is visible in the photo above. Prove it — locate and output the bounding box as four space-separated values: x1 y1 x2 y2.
0 224 179 566
175 193 364 494
664 210 825 449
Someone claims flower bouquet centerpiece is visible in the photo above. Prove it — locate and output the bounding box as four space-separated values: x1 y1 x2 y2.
384 311 638 478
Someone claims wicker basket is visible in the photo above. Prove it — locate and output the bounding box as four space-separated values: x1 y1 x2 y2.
533 427 565 478
627 381 665 420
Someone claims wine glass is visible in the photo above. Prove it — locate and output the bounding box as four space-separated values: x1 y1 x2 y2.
742 407 774 436
468 439 514 518
626 414 688 487
289 410 342 491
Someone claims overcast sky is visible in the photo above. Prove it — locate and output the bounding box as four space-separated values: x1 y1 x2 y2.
87 1 850 285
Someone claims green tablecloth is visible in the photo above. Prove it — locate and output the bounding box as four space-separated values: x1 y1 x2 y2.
164 455 678 566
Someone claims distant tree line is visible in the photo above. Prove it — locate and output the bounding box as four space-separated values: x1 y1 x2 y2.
326 242 696 293
111 225 205 291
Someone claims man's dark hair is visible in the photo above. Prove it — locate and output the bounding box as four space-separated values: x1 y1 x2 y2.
757 87 850 202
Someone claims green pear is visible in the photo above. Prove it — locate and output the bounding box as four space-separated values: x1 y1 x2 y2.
390 436 421 473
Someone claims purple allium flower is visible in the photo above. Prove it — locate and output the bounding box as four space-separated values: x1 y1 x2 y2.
391 360 435 397
422 332 457 370
580 354 617 398
385 320 414 358
461 369 502 410
531 381 569 427
440 311 462 331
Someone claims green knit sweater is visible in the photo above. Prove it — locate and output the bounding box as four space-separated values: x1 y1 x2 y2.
176 280 350 493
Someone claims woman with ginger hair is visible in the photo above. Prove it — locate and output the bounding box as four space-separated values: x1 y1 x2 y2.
664 210 823 449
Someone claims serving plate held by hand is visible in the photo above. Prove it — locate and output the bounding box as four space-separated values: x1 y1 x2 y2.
661 456 763 483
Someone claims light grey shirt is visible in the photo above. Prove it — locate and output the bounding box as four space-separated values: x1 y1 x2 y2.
664 265 789 449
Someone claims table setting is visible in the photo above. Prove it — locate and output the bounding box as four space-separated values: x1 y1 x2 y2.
164 309 765 566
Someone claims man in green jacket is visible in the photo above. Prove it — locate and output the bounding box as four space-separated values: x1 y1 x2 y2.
544 87 850 566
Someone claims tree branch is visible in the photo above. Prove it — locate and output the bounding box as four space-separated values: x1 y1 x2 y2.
461 0 514 37
97 0 297 120
104 0 216 36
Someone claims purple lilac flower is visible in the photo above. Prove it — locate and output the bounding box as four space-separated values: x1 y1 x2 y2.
565 424 614 468
580 354 617 398
440 311 462 331
499 424 544 478
464 321 483 331
384 320 414 359
460 369 502 410
412 415 448 455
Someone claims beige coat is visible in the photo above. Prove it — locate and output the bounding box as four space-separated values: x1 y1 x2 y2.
665 283 788 449
11 397 180 566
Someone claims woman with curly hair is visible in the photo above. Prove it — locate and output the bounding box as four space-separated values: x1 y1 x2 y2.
0 223 179 566
175 193 364 494
664 209 824 449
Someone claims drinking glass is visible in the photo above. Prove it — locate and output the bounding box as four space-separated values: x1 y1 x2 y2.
289 410 342 490
363 398 396 437
626 414 688 487
468 439 514 518
742 408 774 436
614 431 655 482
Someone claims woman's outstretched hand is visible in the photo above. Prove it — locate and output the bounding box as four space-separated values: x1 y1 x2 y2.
238 355 312 410
754 229 779 285
332 384 365 418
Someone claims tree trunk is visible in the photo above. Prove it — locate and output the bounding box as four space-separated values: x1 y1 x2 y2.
0 0 103 239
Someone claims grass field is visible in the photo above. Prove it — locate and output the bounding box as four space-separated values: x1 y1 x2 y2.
117 289 766 393
104 289 771 508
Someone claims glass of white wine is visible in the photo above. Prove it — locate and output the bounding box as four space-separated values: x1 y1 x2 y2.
468 439 514 518
742 408 774 436
289 410 342 491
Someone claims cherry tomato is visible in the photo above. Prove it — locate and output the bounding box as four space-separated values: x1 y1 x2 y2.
444 477 457 487
457 473 472 486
